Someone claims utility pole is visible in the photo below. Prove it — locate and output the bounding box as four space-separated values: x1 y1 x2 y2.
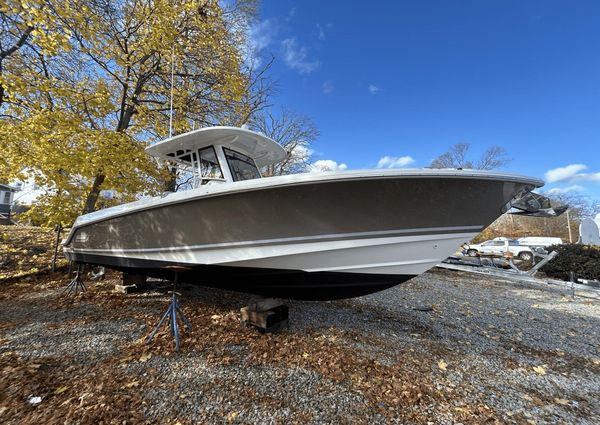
509 214 515 235
566 209 573 243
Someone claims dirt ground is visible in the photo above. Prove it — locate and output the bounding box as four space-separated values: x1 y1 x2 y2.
0 226 599 424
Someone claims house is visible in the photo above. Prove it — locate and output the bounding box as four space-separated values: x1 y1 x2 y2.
0 183 17 224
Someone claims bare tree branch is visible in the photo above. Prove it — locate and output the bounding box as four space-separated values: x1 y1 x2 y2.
249 107 319 176
430 143 510 170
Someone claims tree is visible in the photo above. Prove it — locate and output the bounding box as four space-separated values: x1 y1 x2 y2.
0 0 269 226
430 143 510 170
0 2 34 109
249 107 319 176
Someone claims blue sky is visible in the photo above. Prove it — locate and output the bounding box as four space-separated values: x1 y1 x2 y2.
249 0 600 202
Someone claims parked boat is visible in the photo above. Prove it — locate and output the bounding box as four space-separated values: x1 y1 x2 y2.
63 126 544 300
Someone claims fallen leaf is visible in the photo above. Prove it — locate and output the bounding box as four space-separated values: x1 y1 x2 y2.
302 352 309 358
522 394 533 402
53 386 68 395
139 353 152 362
438 360 447 371
227 411 238 421
533 366 546 375
554 398 569 405
124 380 139 388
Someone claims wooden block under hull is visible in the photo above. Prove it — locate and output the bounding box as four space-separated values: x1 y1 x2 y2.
241 301 289 333
116 272 148 294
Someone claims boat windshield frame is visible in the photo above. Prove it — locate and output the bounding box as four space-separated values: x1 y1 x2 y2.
166 144 265 190
222 147 263 182
166 145 227 189
197 146 225 185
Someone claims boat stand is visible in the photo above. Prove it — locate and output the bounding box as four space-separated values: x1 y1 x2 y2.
147 268 192 351
63 263 86 294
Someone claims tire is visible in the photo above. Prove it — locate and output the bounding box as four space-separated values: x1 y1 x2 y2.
467 249 478 257
518 251 533 261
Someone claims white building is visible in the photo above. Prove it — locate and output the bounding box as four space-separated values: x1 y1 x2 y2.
0 183 17 222
11 178 45 206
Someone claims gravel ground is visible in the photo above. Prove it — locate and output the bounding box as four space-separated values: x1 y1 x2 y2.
0 267 598 424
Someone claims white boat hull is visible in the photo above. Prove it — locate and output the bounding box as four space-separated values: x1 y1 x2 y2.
64 169 543 299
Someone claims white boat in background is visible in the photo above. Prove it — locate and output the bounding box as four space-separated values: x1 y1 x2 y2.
63 126 545 300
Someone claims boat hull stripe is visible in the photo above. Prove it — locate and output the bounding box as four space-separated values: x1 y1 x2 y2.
66 225 482 254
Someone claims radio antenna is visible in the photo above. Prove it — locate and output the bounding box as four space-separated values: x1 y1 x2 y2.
168 45 175 138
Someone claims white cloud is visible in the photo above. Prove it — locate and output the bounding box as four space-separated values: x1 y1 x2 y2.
376 155 415 169
368 84 380 94
245 19 279 66
545 163 600 184
322 80 334 94
281 38 320 75
545 164 587 183
290 144 314 161
573 172 600 182
316 23 325 40
309 160 348 172
595 213 600 228
248 19 276 52
545 185 584 195
286 7 296 22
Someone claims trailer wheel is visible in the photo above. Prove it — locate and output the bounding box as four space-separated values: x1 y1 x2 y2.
518 251 533 261
467 249 478 257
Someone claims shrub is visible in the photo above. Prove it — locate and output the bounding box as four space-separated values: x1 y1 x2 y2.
541 244 600 281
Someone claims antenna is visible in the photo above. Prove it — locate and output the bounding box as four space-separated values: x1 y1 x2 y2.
168 45 175 138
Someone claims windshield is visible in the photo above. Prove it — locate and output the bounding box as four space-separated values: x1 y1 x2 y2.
223 148 261 181
198 146 223 183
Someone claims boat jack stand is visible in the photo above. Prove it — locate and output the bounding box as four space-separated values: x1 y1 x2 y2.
64 264 86 295
146 271 192 352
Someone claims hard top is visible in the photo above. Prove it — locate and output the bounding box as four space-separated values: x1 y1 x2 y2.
145 126 286 167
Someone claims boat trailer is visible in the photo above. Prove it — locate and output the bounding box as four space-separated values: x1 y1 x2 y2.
438 251 600 300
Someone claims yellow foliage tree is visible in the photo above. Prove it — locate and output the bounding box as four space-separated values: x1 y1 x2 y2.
0 0 266 226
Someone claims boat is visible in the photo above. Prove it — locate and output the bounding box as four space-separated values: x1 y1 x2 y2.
63 126 545 300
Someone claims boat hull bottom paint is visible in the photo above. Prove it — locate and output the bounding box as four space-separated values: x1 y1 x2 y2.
65 252 413 300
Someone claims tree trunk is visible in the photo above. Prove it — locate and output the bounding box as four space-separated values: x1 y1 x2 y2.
83 174 106 214
164 166 177 192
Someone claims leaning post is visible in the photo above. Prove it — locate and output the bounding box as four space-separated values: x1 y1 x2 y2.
51 224 62 272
